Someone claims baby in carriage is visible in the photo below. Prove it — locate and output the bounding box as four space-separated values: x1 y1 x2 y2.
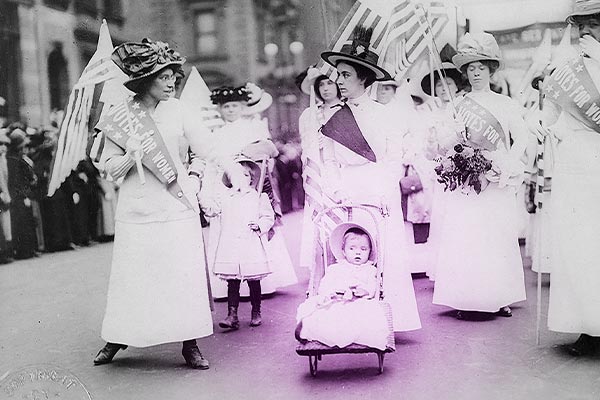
295 224 391 350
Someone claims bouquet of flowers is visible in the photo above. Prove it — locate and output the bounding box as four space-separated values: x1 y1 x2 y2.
434 143 493 194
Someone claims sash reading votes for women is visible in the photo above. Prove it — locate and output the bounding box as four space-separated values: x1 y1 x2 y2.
544 56 600 134
94 98 193 209
320 104 376 163
455 96 507 152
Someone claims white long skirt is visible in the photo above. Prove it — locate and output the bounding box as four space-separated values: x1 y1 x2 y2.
548 129 600 335
338 163 421 332
433 184 526 312
101 217 213 347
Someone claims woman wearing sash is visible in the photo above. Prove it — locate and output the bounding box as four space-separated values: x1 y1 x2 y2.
91 39 214 369
541 2 600 355
432 33 528 318
320 26 421 332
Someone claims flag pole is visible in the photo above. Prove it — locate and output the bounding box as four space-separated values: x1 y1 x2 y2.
535 75 546 346
417 4 459 118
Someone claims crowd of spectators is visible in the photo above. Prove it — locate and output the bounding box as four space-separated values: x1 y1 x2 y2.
0 120 117 263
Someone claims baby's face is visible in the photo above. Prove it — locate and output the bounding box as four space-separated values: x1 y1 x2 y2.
342 234 371 265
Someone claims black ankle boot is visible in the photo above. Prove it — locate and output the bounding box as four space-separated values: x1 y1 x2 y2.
182 340 209 369
566 334 597 356
93 342 127 365
250 306 262 327
219 306 239 330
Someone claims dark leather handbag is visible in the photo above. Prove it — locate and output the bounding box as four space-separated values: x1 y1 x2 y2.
399 166 423 195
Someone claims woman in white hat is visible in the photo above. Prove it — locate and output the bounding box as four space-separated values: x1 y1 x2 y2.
91 38 213 369
538 0 600 356
297 68 342 271
431 32 529 319
320 26 421 333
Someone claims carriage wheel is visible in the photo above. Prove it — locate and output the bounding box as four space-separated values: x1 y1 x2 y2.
377 353 385 374
309 355 318 377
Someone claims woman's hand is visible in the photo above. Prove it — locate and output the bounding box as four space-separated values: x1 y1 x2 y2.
125 135 143 160
526 118 551 143
580 35 600 62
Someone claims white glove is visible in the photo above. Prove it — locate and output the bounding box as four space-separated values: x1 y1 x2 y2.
526 118 551 143
125 135 142 160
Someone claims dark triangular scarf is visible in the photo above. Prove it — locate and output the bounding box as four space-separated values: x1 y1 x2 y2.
320 104 376 162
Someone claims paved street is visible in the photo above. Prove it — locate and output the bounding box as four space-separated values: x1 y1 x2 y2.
1 211 599 400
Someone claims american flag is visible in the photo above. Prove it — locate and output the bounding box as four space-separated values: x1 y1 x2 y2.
47 20 120 196
179 67 224 131
317 0 449 81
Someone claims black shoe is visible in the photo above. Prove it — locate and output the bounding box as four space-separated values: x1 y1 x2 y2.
182 343 209 369
566 334 597 357
250 308 262 327
496 306 512 317
93 343 127 365
219 306 239 330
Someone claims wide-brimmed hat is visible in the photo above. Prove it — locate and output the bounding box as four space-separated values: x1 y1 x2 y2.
300 67 325 95
210 86 251 105
420 62 465 96
8 128 27 149
452 32 502 71
112 38 185 92
222 157 262 189
330 222 377 263
566 0 600 23
379 79 400 88
321 26 392 81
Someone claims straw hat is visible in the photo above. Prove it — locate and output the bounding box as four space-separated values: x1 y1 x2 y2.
420 62 465 96
452 32 503 71
8 128 27 149
299 67 324 95
322 26 392 81
566 0 600 23
112 38 185 92
329 222 377 263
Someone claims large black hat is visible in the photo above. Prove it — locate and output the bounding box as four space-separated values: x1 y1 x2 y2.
112 38 185 92
321 26 392 81
420 62 465 96
210 86 251 105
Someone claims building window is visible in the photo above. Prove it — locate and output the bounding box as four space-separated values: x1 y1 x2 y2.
74 0 98 16
194 9 219 56
47 43 70 111
0 2 22 123
43 0 70 10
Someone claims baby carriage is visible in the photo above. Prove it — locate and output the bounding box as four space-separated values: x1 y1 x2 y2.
295 204 395 376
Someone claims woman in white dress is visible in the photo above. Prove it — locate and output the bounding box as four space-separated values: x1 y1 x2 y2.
91 39 213 369
542 4 600 356
298 69 342 271
432 33 528 319
320 26 421 332
420 62 467 280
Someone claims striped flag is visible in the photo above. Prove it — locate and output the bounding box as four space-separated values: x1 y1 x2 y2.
47 20 120 196
179 67 224 131
317 0 449 81
302 89 347 235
